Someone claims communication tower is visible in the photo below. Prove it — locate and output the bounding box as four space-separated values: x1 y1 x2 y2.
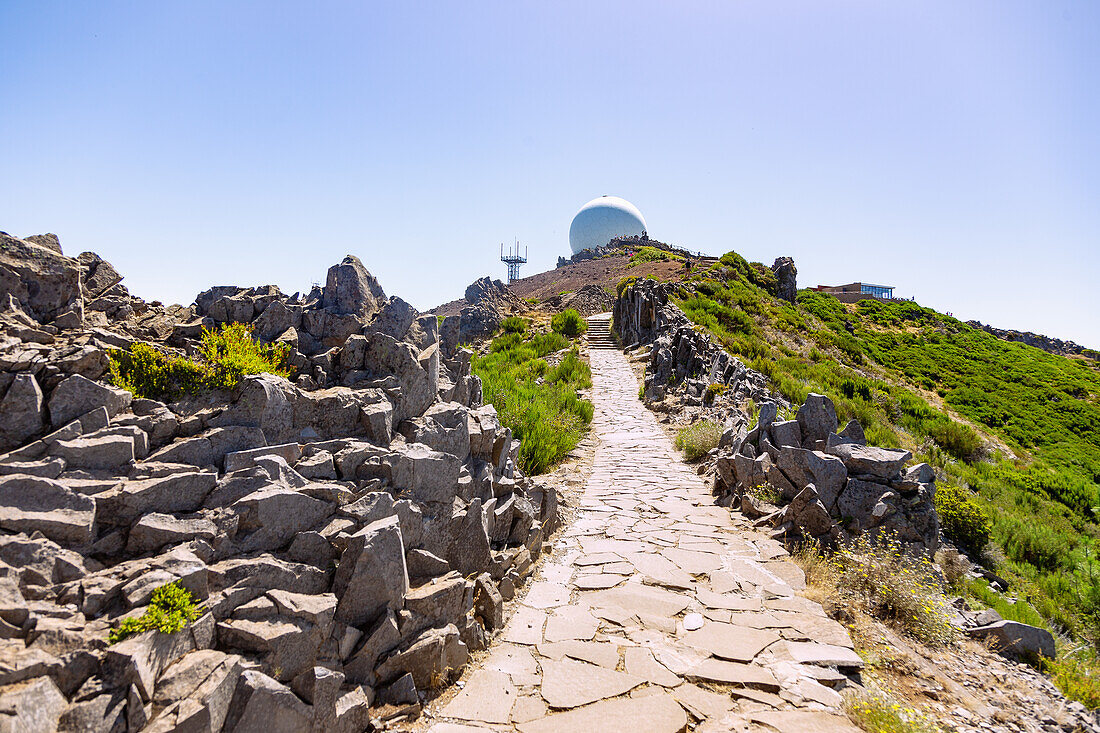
500 240 528 283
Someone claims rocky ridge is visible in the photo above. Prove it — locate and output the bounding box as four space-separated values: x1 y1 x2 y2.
0 233 558 731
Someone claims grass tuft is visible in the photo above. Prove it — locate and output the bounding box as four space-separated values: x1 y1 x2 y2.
674 420 722 461
109 582 200 644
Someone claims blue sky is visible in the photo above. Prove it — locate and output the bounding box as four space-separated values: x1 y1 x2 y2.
2 1 1098 346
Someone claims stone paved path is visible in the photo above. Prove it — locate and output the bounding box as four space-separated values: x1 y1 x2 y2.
426 328 862 732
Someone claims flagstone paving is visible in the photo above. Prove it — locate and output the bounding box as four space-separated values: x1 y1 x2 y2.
425 338 862 732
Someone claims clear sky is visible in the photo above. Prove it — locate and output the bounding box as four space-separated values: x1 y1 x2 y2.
2 2 1097 346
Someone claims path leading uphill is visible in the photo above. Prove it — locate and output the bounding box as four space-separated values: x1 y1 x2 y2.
425 316 862 732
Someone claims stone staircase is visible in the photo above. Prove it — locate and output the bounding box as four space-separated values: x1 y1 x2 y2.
586 313 616 350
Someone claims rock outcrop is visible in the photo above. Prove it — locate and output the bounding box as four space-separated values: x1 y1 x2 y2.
715 393 940 551
771 256 797 304
0 237 557 731
615 277 770 406
439 276 524 358
966 319 1093 358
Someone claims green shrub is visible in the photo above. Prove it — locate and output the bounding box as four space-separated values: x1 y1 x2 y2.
500 316 527 334
675 420 722 461
627 246 683 268
109 582 200 644
703 383 728 405
934 482 991 553
547 349 591 388
108 342 209 402
198 322 292 391
835 534 956 646
844 686 941 733
1045 652 1100 709
551 309 587 337
108 323 291 401
473 332 593 475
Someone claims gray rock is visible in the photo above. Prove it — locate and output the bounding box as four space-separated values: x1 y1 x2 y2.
836 478 895 528
286 531 337 569
0 232 83 324
769 420 801 449
474 572 504 630
0 457 65 479
222 670 313 733
208 555 329 597
224 443 301 473
0 533 90 588
57 691 127 733
374 623 468 689
796 393 837 448
104 615 211 701
0 675 67 733
828 442 912 479
407 402 471 460
343 609 401 684
76 251 124 299
785 484 834 537
322 255 385 319
362 332 434 422
404 571 468 635
0 374 45 451
423 498 491 577
967 620 1055 661
0 475 96 546
775 447 848 507
295 451 336 480
147 649 242 733
385 442 461 506
98 470 217 525
126 513 218 555
838 419 866 445
48 375 132 428
232 487 334 552
50 434 135 470
333 515 408 627
406 548 450 580
365 296 418 340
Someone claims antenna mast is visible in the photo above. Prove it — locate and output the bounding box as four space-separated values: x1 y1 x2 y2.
500 239 528 283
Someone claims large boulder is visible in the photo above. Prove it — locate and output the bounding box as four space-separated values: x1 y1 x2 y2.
0 374 45 450
384 442 462 506
47 374 132 428
362 332 434 422
828 443 912 479
322 255 385 320
0 232 84 325
796 394 837 448
332 516 408 627
967 620 1056 661
0 475 96 546
232 487 335 552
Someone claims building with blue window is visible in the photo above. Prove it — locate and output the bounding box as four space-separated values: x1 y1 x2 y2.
814 282 896 303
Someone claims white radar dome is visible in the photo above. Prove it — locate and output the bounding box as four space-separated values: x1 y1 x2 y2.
568 195 647 255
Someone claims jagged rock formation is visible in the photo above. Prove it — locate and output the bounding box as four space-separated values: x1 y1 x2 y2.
438 276 524 358
615 278 771 405
0 234 557 730
966 319 1093 357
539 284 614 316
771 257 797 304
715 393 940 551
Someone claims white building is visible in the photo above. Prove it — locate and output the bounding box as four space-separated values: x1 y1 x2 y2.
568 195 647 255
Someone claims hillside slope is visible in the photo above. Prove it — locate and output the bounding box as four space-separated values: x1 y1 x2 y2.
432 248 696 317
635 250 1100 650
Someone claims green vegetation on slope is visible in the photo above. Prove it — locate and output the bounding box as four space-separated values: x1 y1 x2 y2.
472 329 593 475
660 250 1100 681
108 322 293 401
